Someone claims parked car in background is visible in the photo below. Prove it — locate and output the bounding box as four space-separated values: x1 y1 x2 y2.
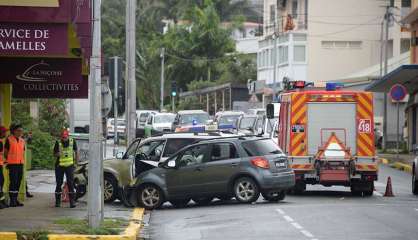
237 115 264 135
136 110 158 138
144 113 176 138
128 136 295 209
74 133 226 204
107 118 126 139
247 108 266 116
214 111 244 131
172 110 211 133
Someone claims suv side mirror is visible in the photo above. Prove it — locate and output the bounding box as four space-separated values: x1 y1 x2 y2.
167 160 176 168
116 151 124 159
266 104 274 119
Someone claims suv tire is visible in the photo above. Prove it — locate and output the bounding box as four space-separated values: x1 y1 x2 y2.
138 184 164 210
413 165 418 195
104 175 118 203
262 190 286 202
233 177 260 203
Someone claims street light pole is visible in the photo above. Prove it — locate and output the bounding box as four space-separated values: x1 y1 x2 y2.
382 6 390 150
126 0 137 145
88 0 103 228
160 48 165 111
112 57 119 146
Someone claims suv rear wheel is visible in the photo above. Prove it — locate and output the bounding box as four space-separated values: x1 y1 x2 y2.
262 191 286 202
138 184 164 210
233 177 260 203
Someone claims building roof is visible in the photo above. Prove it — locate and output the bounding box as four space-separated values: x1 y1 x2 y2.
366 65 418 93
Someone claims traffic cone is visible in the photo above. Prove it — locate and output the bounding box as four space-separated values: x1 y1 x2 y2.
383 177 394 197
61 182 70 202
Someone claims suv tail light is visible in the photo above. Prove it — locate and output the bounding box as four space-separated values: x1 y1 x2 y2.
251 157 270 169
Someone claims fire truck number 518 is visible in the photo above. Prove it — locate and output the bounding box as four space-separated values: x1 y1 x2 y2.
358 119 371 133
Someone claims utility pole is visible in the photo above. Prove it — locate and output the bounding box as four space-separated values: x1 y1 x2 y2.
88 0 103 228
272 6 279 101
126 0 136 145
160 48 165 111
112 57 119 146
382 6 390 150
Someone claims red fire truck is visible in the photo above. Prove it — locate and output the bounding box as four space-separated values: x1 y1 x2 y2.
274 82 378 196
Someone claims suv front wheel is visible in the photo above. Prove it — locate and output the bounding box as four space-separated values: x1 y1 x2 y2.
138 184 164 210
233 177 260 203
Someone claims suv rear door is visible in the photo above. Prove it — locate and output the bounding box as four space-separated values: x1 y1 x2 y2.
200 142 241 194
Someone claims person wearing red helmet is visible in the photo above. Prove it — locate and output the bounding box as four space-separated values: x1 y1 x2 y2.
0 126 9 208
53 129 78 208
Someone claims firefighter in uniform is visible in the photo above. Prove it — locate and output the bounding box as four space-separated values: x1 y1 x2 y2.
0 126 9 209
4 124 25 207
54 129 78 208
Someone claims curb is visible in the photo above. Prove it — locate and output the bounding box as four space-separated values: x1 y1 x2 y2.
0 232 17 240
48 208 144 240
379 158 412 174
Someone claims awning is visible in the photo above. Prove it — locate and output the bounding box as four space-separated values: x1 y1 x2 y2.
365 65 418 93
0 0 59 7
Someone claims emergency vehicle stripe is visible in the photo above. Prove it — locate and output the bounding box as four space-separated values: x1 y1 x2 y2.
291 94 307 156
356 92 375 156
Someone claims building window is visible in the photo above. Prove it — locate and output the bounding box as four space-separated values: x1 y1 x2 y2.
270 4 276 25
279 46 288 64
294 45 306 62
293 34 307 41
321 41 362 49
402 0 411 8
292 0 298 18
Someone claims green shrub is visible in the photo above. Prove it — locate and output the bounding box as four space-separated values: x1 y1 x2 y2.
28 129 56 170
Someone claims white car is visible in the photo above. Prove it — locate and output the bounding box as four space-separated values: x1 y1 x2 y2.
144 113 176 137
107 118 126 138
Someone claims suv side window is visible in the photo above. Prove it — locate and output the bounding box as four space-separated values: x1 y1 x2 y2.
178 144 210 167
163 138 197 157
210 143 238 162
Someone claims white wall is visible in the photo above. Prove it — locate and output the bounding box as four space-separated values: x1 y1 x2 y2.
307 0 385 83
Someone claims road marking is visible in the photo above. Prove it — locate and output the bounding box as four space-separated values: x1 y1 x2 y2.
276 209 285 215
277 209 318 240
291 222 303 229
283 215 294 222
374 191 383 197
415 208 418 211
301 230 315 238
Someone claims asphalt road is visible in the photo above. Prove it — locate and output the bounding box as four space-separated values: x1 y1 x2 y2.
145 164 418 240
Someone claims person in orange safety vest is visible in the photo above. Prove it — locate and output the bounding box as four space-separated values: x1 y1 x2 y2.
4 124 25 207
0 126 8 209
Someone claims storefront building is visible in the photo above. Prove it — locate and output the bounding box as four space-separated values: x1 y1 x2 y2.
0 0 91 127
367 0 418 151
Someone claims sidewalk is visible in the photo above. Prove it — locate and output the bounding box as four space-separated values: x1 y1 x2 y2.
379 153 415 173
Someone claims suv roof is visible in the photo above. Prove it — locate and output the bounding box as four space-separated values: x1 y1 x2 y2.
142 132 238 141
177 110 207 114
197 135 268 144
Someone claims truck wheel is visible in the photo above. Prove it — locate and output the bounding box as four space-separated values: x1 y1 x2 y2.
233 177 260 203
413 167 418 195
138 184 164 210
262 191 285 202
363 182 374 197
350 185 362 196
293 181 306 195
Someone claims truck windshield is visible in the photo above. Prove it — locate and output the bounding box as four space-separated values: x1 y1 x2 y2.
219 115 240 126
242 139 283 156
154 115 175 124
180 113 209 125
239 117 256 129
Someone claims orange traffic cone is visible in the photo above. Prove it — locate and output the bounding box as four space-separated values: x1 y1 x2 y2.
61 182 70 202
383 177 394 197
